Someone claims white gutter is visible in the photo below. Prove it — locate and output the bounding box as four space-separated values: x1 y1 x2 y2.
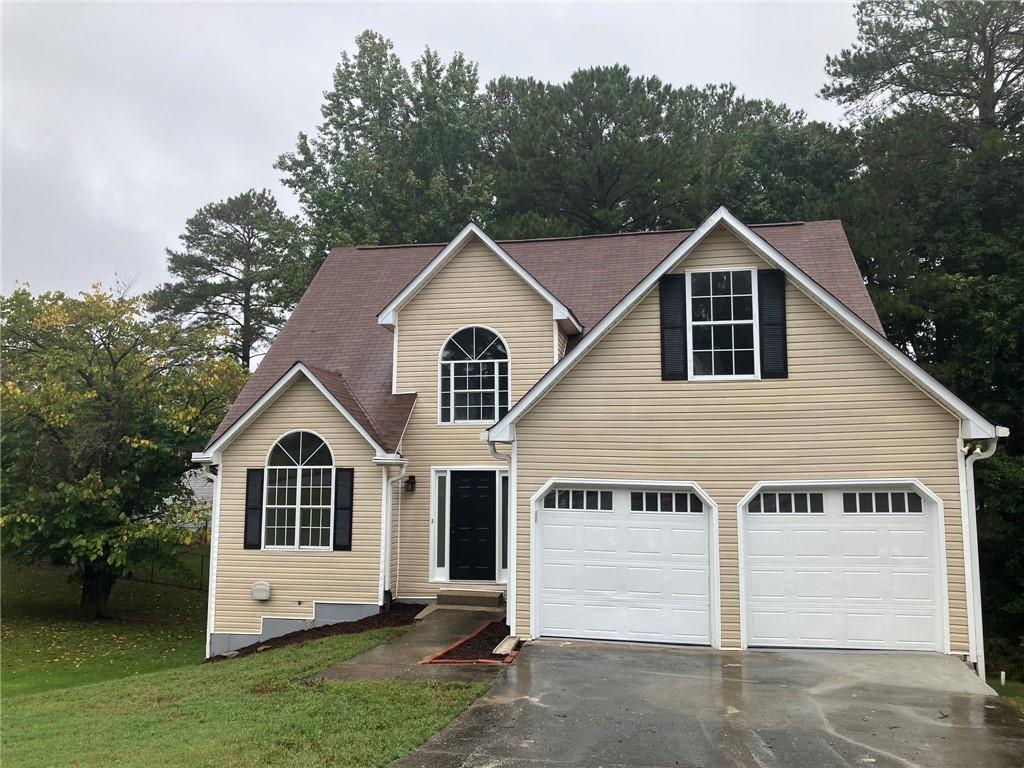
963 436 999 680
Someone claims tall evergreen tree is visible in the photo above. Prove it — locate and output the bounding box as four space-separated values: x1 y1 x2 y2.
149 189 309 369
276 31 491 255
824 0 1024 654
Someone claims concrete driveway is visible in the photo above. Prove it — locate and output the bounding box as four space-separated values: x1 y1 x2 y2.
392 640 1024 768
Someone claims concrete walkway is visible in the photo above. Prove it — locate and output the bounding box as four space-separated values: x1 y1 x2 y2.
319 607 506 683
392 640 1024 768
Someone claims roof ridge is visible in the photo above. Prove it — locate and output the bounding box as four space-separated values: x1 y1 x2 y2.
342 220 810 251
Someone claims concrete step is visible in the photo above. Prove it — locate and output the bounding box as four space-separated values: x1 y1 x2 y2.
436 588 505 608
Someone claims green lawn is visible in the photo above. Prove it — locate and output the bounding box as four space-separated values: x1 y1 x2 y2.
2 558 488 767
2 558 207 697
989 677 1024 711
3 627 486 767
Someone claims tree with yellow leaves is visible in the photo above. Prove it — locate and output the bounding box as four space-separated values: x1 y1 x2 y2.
1 286 247 618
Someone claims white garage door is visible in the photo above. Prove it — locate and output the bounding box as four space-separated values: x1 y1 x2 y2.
537 485 711 645
743 486 943 651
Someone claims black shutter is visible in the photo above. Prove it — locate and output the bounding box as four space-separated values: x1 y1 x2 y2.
333 468 354 551
758 269 788 379
659 274 688 380
243 469 264 550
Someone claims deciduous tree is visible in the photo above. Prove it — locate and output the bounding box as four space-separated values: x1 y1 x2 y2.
0 286 247 618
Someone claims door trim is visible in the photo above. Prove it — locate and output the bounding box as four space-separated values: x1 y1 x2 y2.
736 478 950 654
529 477 720 649
429 465 509 584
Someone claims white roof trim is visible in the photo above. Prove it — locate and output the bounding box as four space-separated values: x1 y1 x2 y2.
487 206 1003 442
376 222 582 333
199 363 387 462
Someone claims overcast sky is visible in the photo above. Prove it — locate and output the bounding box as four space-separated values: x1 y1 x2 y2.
2 1 857 296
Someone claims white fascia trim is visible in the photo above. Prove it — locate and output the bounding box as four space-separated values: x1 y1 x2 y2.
204 363 387 459
376 222 582 333
487 206 1003 442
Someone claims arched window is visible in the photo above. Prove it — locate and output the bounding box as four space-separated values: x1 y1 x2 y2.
439 327 509 423
264 431 334 549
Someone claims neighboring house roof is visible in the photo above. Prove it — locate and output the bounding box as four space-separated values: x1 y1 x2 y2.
205 213 896 453
488 207 1005 442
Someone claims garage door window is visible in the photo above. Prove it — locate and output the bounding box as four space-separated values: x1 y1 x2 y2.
843 491 923 514
543 488 613 512
631 491 704 513
747 491 824 514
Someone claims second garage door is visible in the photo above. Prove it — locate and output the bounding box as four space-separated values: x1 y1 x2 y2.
742 485 943 651
536 485 712 645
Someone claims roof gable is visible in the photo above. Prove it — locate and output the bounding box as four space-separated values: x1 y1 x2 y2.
486 207 1002 442
202 213 929 459
377 223 582 333
195 363 413 461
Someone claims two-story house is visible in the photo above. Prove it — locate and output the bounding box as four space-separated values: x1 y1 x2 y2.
192 207 1006 677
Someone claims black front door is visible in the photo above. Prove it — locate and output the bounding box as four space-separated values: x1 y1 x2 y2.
449 471 496 581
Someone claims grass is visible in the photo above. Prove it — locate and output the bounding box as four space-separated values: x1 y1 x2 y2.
2 626 487 767
2 557 488 767
2 558 207 697
989 677 1024 711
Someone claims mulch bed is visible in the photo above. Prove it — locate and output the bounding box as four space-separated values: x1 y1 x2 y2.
209 601 422 661
424 620 516 664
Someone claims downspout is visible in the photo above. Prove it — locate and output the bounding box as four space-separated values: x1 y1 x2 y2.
963 437 998 680
386 461 408 606
489 440 514 632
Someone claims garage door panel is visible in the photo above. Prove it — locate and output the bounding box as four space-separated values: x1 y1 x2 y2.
744 487 941 652
892 571 933 601
668 528 707 556
890 530 928 558
539 496 711 646
583 526 617 553
792 530 830 558
842 570 883 600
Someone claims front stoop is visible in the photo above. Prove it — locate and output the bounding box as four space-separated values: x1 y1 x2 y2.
436 588 505 608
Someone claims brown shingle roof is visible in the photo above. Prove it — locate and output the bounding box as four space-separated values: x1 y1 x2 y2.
208 220 882 451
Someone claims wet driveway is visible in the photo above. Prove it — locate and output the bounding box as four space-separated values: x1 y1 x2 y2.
392 639 1024 768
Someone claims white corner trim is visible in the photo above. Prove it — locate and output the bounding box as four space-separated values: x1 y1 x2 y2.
204 363 387 459
487 206 1003 442
376 222 582 333
204 466 223 658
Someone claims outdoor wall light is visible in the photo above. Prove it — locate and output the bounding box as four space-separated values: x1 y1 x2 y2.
404 475 417 493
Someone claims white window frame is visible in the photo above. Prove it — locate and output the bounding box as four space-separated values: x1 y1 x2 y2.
685 267 761 381
429 466 509 584
436 325 512 426
261 430 335 552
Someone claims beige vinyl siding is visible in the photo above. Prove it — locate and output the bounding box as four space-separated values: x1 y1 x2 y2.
213 378 382 634
514 227 967 651
393 237 556 597
557 326 568 360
